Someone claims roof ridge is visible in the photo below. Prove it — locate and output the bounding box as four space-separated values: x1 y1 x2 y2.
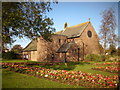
23 40 33 50
66 21 89 29
55 21 89 34
23 39 37 51
54 30 63 34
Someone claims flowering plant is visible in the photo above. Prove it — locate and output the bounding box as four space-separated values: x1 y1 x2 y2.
93 62 120 66
92 66 119 73
2 62 119 88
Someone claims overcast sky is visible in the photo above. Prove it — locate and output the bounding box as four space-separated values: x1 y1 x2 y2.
11 2 118 49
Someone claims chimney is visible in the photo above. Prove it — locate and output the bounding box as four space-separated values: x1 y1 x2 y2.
88 18 90 22
64 22 68 29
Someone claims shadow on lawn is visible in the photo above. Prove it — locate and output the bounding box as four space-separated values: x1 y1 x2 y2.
30 61 90 71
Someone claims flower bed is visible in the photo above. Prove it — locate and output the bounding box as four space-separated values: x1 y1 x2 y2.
92 66 119 73
2 62 118 88
93 62 120 66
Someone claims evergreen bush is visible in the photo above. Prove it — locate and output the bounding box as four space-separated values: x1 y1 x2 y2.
2 51 18 59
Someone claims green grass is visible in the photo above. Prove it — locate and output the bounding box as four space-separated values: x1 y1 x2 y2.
1 59 38 63
2 69 83 88
32 62 91 70
73 64 117 76
0 69 2 89
27 61 117 76
1 59 26 63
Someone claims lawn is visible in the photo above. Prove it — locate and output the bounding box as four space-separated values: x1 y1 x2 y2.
1 59 35 63
73 64 117 76
1 59 119 88
2 69 83 88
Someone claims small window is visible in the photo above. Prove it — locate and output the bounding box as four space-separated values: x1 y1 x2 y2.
59 39 61 44
87 30 92 38
78 48 80 51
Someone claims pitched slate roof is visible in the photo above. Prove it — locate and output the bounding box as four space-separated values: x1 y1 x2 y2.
57 41 75 53
55 21 90 38
54 30 63 35
23 39 37 51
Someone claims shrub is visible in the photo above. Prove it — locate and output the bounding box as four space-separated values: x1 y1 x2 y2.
85 54 116 62
85 54 101 61
100 55 107 61
2 51 18 59
105 55 119 62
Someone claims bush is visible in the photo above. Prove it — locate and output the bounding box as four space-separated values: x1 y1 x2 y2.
105 55 119 62
85 54 118 62
85 54 101 61
100 55 107 61
2 51 18 59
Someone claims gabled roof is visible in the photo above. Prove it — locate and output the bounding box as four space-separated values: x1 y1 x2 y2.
23 39 37 51
54 30 63 35
57 41 76 53
55 21 90 38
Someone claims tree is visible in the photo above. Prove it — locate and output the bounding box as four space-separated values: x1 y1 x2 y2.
108 44 117 55
99 8 118 54
117 47 120 56
2 2 57 48
98 43 104 55
11 44 23 54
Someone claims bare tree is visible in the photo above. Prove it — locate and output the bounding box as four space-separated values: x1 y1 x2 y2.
99 8 118 54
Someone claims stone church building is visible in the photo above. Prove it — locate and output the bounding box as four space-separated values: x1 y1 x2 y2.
23 21 101 62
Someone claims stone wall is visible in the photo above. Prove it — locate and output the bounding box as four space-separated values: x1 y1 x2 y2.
37 35 67 62
74 22 100 55
23 51 37 61
30 51 37 61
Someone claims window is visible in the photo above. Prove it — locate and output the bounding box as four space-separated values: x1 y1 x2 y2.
87 30 92 38
59 39 61 44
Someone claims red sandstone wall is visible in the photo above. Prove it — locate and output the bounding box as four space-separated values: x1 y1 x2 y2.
37 35 67 62
74 22 100 55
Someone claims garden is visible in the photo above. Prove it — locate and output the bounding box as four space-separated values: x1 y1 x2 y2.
92 62 120 73
1 59 119 88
